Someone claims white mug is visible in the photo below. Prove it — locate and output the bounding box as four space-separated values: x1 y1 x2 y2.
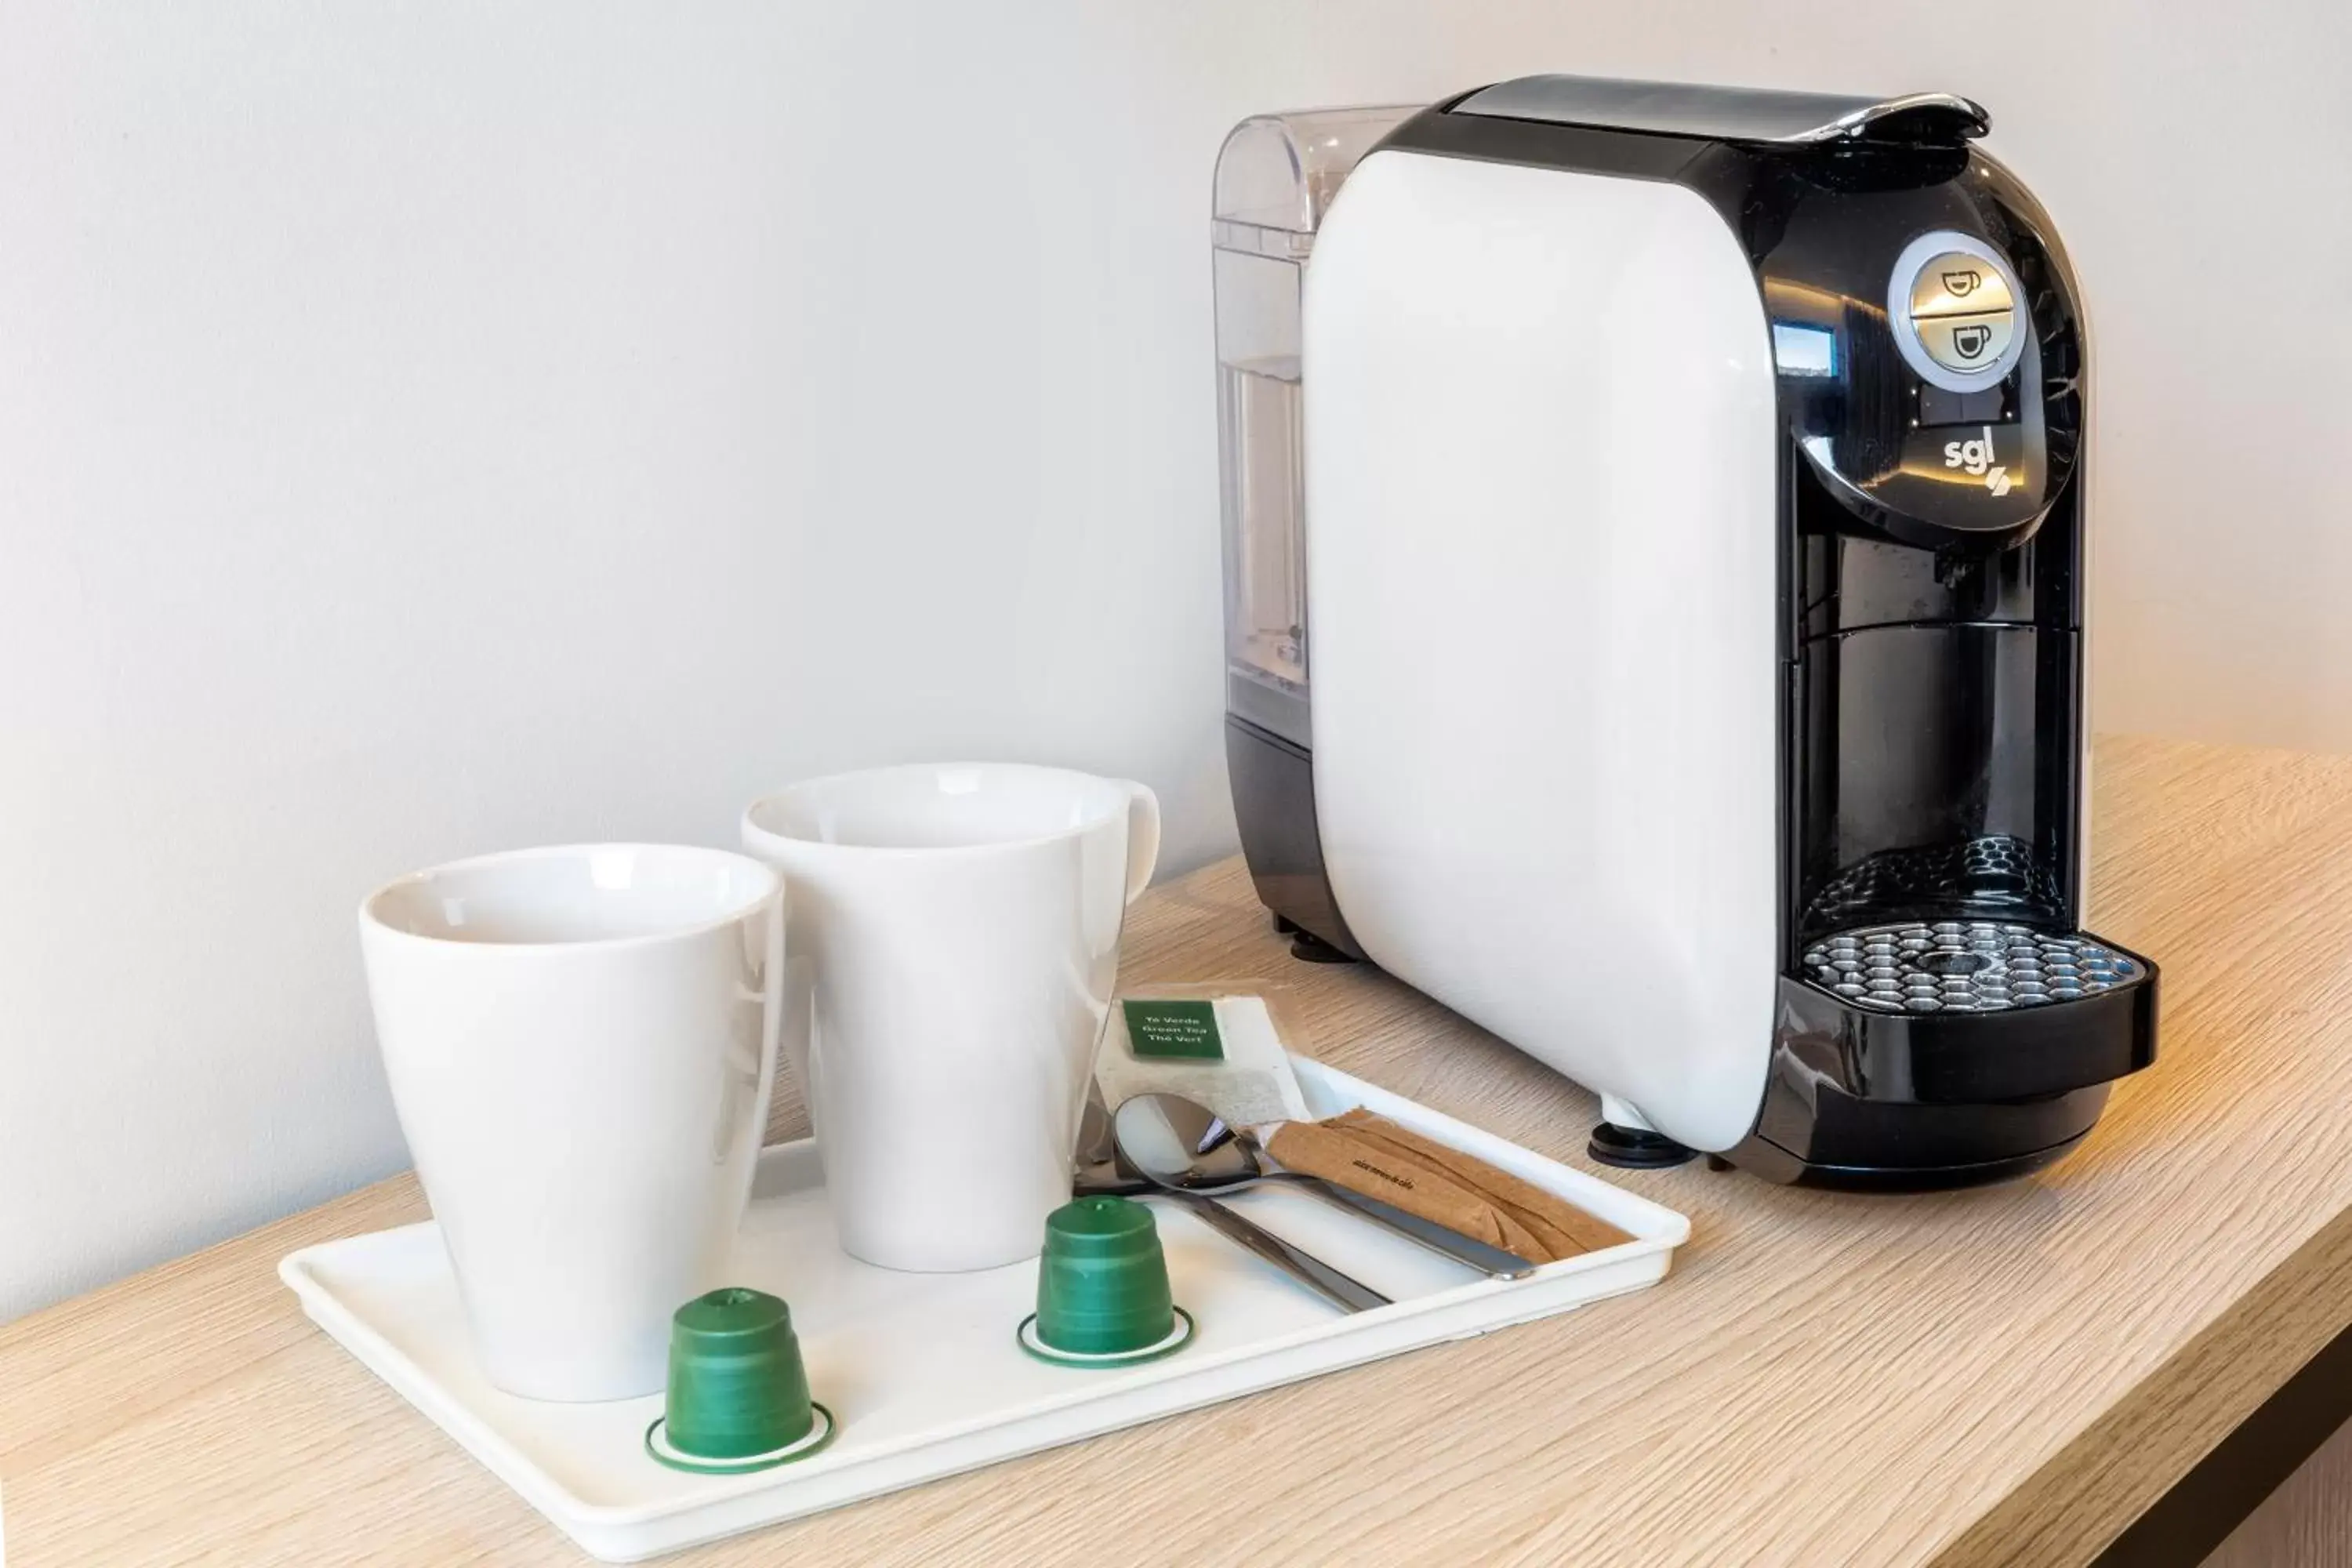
742 763 1160 1272
358 844 784 1402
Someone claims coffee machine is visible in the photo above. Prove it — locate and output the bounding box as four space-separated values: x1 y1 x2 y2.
1212 78 2158 1189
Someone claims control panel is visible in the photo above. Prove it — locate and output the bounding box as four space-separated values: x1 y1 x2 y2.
1890 230 2026 394
1754 161 2079 547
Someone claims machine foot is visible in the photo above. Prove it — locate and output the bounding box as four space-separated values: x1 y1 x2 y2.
1287 930 1359 964
1589 1122 1699 1170
1273 915 1300 935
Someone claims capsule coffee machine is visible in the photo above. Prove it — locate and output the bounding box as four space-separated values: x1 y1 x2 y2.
1212 78 2158 1189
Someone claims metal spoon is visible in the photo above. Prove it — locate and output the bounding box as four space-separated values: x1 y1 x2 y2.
1073 1079 1148 1198
1112 1094 1389 1313
1113 1092 1536 1281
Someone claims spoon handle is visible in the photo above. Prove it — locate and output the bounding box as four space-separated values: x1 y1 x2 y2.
1290 1178 1539 1280
1175 1195 1390 1312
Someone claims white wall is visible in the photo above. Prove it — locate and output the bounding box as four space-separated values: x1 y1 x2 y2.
3 1 2346 1318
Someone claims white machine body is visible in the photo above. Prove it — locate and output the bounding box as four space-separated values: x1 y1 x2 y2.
1302 150 1780 1152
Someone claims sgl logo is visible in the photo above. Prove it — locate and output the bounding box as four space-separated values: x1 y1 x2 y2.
1943 424 2013 498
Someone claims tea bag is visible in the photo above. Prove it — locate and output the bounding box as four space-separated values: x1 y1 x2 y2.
1094 989 1309 1131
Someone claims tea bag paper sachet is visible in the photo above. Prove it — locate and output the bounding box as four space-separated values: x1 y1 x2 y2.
1095 989 1310 1131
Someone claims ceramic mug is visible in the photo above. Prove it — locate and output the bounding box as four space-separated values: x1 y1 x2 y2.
358 844 784 1402
742 763 1160 1272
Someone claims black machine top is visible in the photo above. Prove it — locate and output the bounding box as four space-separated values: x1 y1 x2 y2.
1377 76 2084 555
1450 74 1989 148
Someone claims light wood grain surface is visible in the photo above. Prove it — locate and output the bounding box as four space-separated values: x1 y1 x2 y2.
7 733 2352 1567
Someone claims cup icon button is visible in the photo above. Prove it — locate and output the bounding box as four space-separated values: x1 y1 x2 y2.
1917 310 2016 375
1911 250 2016 320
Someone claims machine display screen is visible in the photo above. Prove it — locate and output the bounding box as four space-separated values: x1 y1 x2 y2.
1771 321 1837 378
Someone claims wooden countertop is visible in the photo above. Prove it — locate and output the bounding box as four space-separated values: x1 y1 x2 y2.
9 733 2352 1566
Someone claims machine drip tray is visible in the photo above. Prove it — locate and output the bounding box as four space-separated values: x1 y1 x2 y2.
1800 920 2140 1014
1737 928 2160 1189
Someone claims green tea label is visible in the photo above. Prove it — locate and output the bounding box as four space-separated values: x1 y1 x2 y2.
1121 997 1224 1060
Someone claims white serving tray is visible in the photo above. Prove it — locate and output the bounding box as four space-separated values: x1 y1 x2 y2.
281 1054 1690 1562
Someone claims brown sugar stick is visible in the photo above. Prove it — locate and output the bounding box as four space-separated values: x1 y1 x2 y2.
1324 1108 1635 1257
1266 1109 1633 1263
1267 1116 1570 1261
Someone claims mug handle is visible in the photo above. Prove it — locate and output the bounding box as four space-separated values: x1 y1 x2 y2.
1116 779 1161 906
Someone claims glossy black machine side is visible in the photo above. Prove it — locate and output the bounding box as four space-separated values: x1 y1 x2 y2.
1214 79 2158 1189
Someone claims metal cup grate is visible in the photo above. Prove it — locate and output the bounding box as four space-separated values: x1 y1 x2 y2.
1801 921 2138 1014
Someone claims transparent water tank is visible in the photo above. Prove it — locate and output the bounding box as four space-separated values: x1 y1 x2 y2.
1214 106 1415 748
